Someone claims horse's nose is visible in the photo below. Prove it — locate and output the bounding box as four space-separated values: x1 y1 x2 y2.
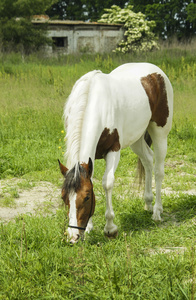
69 234 80 244
68 227 79 242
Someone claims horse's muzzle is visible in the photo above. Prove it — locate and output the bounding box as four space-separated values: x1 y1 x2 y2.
69 234 80 244
68 229 85 244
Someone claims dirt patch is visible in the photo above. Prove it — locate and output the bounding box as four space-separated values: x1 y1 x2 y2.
0 178 62 222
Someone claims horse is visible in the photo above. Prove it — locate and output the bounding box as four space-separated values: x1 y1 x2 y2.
58 63 173 244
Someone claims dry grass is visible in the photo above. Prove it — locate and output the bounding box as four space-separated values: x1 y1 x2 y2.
159 37 196 53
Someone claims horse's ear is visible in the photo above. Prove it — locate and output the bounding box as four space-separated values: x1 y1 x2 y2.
58 160 68 176
87 157 93 178
81 158 93 178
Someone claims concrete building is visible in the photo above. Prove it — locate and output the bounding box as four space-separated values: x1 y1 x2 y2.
32 17 124 55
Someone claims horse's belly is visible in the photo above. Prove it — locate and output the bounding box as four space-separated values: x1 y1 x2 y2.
118 101 152 148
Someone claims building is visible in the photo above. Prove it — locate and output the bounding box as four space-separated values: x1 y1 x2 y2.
32 17 124 55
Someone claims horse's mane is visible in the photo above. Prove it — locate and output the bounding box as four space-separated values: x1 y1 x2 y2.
64 70 101 168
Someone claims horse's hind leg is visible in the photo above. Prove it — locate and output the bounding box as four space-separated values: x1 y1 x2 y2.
131 134 154 212
148 124 168 221
102 151 120 237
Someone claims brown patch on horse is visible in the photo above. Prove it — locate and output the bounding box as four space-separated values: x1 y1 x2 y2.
141 73 169 127
95 128 121 159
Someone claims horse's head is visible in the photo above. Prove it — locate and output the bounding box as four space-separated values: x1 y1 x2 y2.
58 158 95 244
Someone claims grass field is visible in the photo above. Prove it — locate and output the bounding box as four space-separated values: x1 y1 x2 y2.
0 49 196 299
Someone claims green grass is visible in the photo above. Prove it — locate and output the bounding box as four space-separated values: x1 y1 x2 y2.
0 207 195 299
0 50 196 299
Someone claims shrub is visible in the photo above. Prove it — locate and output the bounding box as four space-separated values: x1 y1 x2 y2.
98 5 159 53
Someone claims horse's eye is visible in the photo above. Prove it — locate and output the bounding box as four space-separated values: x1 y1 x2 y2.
84 195 90 202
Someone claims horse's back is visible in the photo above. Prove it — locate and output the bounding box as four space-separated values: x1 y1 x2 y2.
110 62 173 129
110 62 165 78
111 63 172 93
111 63 173 99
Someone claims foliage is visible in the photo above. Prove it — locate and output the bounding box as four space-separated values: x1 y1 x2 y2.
0 18 51 54
0 0 57 18
47 0 86 20
0 0 57 54
186 3 196 29
99 5 159 53
13 0 58 17
47 0 128 21
83 0 128 22
129 0 196 40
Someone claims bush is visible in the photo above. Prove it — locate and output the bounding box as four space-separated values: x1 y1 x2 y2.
99 5 159 53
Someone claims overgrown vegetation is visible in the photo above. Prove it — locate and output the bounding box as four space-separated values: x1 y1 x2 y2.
129 0 196 40
0 0 57 54
0 48 195 299
99 5 159 53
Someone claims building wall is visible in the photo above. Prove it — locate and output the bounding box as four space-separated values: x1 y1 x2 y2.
33 21 124 55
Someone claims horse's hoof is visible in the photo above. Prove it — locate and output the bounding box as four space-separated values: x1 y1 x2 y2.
153 206 163 221
152 213 162 222
104 224 118 239
144 203 153 212
104 230 118 239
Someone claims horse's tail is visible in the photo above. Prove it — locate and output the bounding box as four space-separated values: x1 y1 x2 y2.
137 131 152 187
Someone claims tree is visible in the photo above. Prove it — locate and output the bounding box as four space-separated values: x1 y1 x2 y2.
98 5 159 53
128 0 196 40
47 0 128 21
0 0 58 54
82 0 128 21
186 3 196 30
46 0 85 20
0 18 51 54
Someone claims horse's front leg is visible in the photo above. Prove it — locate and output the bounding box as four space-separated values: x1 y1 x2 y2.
102 151 120 237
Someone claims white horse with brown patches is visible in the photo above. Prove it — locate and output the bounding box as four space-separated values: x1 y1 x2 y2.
59 63 173 244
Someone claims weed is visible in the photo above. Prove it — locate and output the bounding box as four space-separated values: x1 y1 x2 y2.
0 195 16 207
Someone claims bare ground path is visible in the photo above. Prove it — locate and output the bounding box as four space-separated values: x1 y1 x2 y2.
0 178 62 222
